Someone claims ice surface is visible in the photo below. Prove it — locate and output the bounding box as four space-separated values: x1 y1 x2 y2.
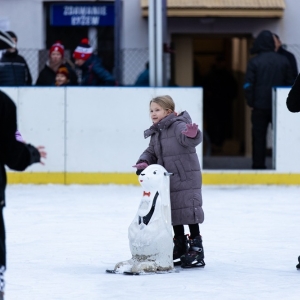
4 184 300 299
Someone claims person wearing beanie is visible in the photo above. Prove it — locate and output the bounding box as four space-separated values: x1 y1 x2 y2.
73 38 115 86
0 30 32 86
36 40 78 86
243 30 294 169
55 65 70 86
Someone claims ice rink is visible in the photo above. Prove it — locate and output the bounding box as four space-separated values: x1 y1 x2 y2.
4 184 300 299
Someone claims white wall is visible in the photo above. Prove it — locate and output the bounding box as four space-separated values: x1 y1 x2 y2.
274 87 300 172
2 87 203 173
0 0 44 49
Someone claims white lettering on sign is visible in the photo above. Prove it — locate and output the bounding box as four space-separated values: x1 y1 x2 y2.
64 6 107 16
71 16 100 26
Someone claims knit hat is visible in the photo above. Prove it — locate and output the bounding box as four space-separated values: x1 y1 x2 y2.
6 31 17 41
56 65 69 79
49 41 64 57
73 38 93 60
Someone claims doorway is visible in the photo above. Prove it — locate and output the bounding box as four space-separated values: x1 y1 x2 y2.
172 34 262 169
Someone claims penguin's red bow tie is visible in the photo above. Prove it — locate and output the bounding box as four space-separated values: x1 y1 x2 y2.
143 191 151 197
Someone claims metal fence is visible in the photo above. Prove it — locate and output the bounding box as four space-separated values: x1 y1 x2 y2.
17 47 149 86
121 48 149 86
13 44 300 86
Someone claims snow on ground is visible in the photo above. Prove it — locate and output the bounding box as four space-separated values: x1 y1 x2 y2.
3 184 300 299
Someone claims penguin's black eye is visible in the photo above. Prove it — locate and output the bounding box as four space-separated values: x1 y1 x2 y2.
153 171 157 174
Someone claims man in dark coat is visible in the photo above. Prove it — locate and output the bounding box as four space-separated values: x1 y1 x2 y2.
0 31 32 86
244 30 294 169
73 38 115 86
274 34 298 81
203 55 237 149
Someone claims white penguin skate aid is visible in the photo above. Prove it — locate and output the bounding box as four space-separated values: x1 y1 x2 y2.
107 164 174 275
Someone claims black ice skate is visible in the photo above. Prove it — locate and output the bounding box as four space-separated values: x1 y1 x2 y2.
173 235 188 266
296 256 300 270
180 235 205 268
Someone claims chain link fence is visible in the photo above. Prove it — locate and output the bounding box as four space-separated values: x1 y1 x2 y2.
18 47 149 86
121 48 149 86
13 44 300 86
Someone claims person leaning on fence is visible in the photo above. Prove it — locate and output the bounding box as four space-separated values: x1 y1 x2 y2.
273 34 298 81
36 41 78 86
0 31 32 86
134 62 149 86
73 38 116 86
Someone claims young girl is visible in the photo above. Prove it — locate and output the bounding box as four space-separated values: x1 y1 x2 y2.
55 65 70 86
133 95 205 268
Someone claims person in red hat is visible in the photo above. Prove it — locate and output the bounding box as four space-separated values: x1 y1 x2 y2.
36 41 78 86
55 65 70 86
73 38 115 86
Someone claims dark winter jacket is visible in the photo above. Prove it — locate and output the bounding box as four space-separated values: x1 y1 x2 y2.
134 68 149 86
78 54 115 86
286 74 300 112
244 30 294 110
36 62 78 86
0 90 40 206
137 111 204 226
278 46 298 80
0 50 32 86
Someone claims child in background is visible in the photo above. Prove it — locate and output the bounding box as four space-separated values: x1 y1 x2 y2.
55 65 70 86
133 95 205 268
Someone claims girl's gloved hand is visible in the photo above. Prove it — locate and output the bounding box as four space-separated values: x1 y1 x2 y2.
181 123 198 138
132 162 149 169
132 162 149 175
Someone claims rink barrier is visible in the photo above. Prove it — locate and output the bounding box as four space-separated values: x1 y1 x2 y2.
6 172 300 185
4 86 300 185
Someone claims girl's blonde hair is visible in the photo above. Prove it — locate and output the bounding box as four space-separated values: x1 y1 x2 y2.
150 95 175 112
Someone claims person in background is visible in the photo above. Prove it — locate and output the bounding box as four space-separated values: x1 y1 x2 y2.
55 65 70 86
203 55 237 152
244 30 294 169
273 34 298 81
285 74 300 269
134 62 149 86
36 41 77 86
0 31 32 86
73 38 115 86
0 90 46 299
133 95 205 268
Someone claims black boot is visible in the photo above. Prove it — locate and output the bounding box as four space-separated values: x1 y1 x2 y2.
181 235 205 268
296 256 300 270
173 235 188 265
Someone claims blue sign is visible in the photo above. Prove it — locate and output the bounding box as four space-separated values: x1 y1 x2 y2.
50 3 115 26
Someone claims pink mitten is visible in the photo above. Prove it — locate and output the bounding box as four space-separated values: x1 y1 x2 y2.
132 162 149 169
15 130 24 142
181 123 198 138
